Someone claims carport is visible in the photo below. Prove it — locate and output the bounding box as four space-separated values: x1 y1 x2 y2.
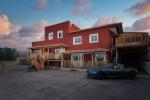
117 47 146 71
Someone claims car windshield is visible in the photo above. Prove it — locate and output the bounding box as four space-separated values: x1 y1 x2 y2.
113 64 124 69
102 63 115 68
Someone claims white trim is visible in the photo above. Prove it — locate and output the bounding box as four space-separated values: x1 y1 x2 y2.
73 36 82 45
57 30 63 39
48 32 53 40
55 48 65 53
89 33 99 43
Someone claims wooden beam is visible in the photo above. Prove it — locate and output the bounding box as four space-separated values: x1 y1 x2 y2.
92 53 94 68
116 49 118 64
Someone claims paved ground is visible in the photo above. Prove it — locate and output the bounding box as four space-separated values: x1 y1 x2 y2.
0 65 150 100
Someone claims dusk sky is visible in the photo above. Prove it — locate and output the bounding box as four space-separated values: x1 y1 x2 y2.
0 0 150 49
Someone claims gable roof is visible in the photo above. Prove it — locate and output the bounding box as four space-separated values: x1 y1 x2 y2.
69 22 122 33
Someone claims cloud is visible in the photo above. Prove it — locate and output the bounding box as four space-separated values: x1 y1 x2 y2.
0 14 48 49
70 0 92 16
124 16 150 32
18 20 48 37
34 0 48 10
94 16 120 27
0 14 21 36
126 0 150 16
0 15 10 35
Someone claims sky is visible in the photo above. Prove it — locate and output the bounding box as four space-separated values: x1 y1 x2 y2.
0 0 150 49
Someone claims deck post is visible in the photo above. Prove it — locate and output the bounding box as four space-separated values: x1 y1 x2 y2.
61 53 63 69
92 53 94 68
116 49 118 64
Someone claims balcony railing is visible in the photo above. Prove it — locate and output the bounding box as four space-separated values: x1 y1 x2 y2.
116 34 149 48
48 53 62 60
29 53 62 60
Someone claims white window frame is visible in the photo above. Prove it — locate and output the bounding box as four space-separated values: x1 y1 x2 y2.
55 48 65 53
89 33 99 43
73 36 82 45
57 30 63 39
48 32 53 40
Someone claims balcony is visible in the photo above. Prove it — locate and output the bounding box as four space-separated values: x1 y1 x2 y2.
29 53 62 60
116 33 149 48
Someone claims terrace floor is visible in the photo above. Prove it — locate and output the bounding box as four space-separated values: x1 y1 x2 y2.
0 65 150 100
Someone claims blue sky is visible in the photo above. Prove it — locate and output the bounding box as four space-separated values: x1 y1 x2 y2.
0 0 140 26
0 0 150 48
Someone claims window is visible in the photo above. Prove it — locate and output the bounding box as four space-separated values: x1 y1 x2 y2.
48 32 53 40
89 33 98 43
95 53 106 63
57 30 63 39
73 55 80 61
73 36 82 45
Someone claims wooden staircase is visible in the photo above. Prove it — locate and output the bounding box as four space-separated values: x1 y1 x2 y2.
29 53 49 71
29 53 62 71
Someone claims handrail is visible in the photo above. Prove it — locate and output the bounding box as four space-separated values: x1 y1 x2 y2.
116 34 149 47
29 53 62 60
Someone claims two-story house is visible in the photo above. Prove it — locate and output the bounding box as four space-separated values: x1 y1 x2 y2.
28 21 123 70
28 20 149 71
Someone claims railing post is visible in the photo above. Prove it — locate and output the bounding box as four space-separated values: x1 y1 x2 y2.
92 53 94 68
116 49 118 64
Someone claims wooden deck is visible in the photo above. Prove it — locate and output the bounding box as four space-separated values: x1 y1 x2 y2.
116 33 149 48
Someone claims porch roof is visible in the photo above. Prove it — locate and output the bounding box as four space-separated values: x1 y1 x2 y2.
28 43 69 49
63 48 109 54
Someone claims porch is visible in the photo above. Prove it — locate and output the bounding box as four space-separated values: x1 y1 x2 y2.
63 49 108 69
28 44 67 70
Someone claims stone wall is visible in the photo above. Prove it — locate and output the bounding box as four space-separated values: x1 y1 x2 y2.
0 61 17 75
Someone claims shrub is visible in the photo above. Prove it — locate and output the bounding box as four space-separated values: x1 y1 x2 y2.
0 48 17 61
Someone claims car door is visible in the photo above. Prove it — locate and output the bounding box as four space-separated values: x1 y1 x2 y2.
105 66 123 77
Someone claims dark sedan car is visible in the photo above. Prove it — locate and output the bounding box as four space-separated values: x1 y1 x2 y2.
86 63 138 79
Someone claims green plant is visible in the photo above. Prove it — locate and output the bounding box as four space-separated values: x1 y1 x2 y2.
0 47 17 61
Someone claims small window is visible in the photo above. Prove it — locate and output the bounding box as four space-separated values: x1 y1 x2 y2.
89 33 98 43
57 30 63 39
73 55 80 61
48 32 53 40
73 36 82 45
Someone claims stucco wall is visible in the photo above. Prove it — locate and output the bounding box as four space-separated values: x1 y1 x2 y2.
0 61 17 75
143 61 150 74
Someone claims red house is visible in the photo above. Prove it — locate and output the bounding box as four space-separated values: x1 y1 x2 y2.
28 21 123 70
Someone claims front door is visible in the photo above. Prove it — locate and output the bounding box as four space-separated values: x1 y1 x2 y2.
72 54 83 68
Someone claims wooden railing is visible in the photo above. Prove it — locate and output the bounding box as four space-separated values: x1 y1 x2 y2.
63 60 104 69
48 53 62 60
29 53 62 60
116 34 149 48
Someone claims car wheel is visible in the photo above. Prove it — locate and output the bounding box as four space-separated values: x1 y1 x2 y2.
129 72 137 79
97 72 105 79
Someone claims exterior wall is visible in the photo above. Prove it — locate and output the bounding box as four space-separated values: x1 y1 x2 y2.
143 61 150 74
32 21 70 47
32 21 115 51
69 23 80 32
65 27 113 51
143 47 150 74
